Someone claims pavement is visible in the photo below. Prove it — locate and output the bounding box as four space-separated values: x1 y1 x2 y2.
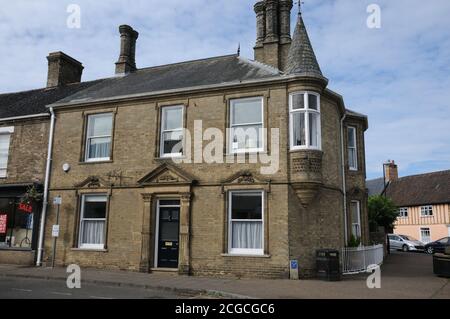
0 251 449 299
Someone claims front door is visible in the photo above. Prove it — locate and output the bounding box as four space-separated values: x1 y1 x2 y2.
157 200 180 268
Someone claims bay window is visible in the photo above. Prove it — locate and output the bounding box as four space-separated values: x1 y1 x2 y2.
0 127 13 178
79 194 107 249
228 191 264 255
348 126 358 170
85 113 113 162
229 97 264 153
160 105 184 157
289 92 321 150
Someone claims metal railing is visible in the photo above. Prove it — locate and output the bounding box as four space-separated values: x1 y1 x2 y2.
341 244 384 274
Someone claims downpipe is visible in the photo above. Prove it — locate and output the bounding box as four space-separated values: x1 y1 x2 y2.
340 114 348 245
36 107 55 266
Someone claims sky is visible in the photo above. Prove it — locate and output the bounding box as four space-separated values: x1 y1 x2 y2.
0 0 449 179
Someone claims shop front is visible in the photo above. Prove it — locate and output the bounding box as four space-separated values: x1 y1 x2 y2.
0 184 42 265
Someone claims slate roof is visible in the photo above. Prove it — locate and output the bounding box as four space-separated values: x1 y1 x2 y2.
0 80 103 118
366 177 385 196
346 109 367 118
385 170 450 207
285 13 324 79
53 54 282 105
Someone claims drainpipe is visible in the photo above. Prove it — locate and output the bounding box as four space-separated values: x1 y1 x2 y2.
36 107 56 266
340 114 348 246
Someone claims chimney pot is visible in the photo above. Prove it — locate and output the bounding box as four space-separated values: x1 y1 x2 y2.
46 51 83 88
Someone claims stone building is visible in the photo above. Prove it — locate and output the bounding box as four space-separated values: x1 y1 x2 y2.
0 52 100 264
4 1 368 277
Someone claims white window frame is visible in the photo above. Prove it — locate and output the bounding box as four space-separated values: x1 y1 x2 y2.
229 97 264 154
0 126 14 178
78 194 107 250
350 200 361 239
289 92 321 151
420 227 431 243
160 105 184 158
228 190 264 256
85 113 113 162
347 126 358 171
420 205 433 217
398 207 408 218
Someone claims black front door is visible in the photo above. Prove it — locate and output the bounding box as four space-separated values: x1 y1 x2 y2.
157 202 180 268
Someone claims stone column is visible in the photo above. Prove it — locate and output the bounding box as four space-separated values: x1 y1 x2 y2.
279 0 293 44
254 1 266 47
265 0 279 42
139 193 153 273
178 193 192 275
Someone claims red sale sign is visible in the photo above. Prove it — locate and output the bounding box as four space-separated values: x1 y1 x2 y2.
0 214 7 234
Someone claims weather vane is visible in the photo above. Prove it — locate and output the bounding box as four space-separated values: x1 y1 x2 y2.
296 0 305 15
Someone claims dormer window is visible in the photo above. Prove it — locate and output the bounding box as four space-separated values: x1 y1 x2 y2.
289 92 321 150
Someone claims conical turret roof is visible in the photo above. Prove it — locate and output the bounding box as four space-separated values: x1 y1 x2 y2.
285 13 323 78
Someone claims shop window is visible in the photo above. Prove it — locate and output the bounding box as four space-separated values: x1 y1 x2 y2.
0 198 34 249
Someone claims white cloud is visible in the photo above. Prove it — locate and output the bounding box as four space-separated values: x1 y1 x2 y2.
0 0 448 178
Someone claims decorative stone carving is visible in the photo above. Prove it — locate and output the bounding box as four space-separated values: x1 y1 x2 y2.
292 183 321 208
75 176 110 189
290 150 324 207
237 172 256 184
138 163 196 185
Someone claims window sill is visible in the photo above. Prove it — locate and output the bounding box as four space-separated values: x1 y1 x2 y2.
79 160 113 165
289 148 322 153
0 247 33 252
221 253 270 258
71 248 108 252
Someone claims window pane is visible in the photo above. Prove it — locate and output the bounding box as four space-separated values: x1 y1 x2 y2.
88 137 111 159
292 94 305 110
348 148 357 169
292 112 306 146
0 134 11 169
231 98 262 125
159 200 180 206
231 192 262 220
232 221 262 249
88 114 112 137
347 128 356 147
81 220 104 245
309 113 319 147
163 107 183 130
308 94 318 110
162 131 183 155
351 202 360 223
231 125 262 150
83 200 106 219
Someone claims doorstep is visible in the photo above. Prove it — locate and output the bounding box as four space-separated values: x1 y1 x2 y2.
150 267 179 274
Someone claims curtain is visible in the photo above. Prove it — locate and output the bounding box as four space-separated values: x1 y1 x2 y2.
81 220 105 244
89 137 110 159
232 221 262 249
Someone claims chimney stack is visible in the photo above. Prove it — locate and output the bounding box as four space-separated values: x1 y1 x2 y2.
46 51 83 88
384 160 399 184
253 0 293 71
115 25 139 75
